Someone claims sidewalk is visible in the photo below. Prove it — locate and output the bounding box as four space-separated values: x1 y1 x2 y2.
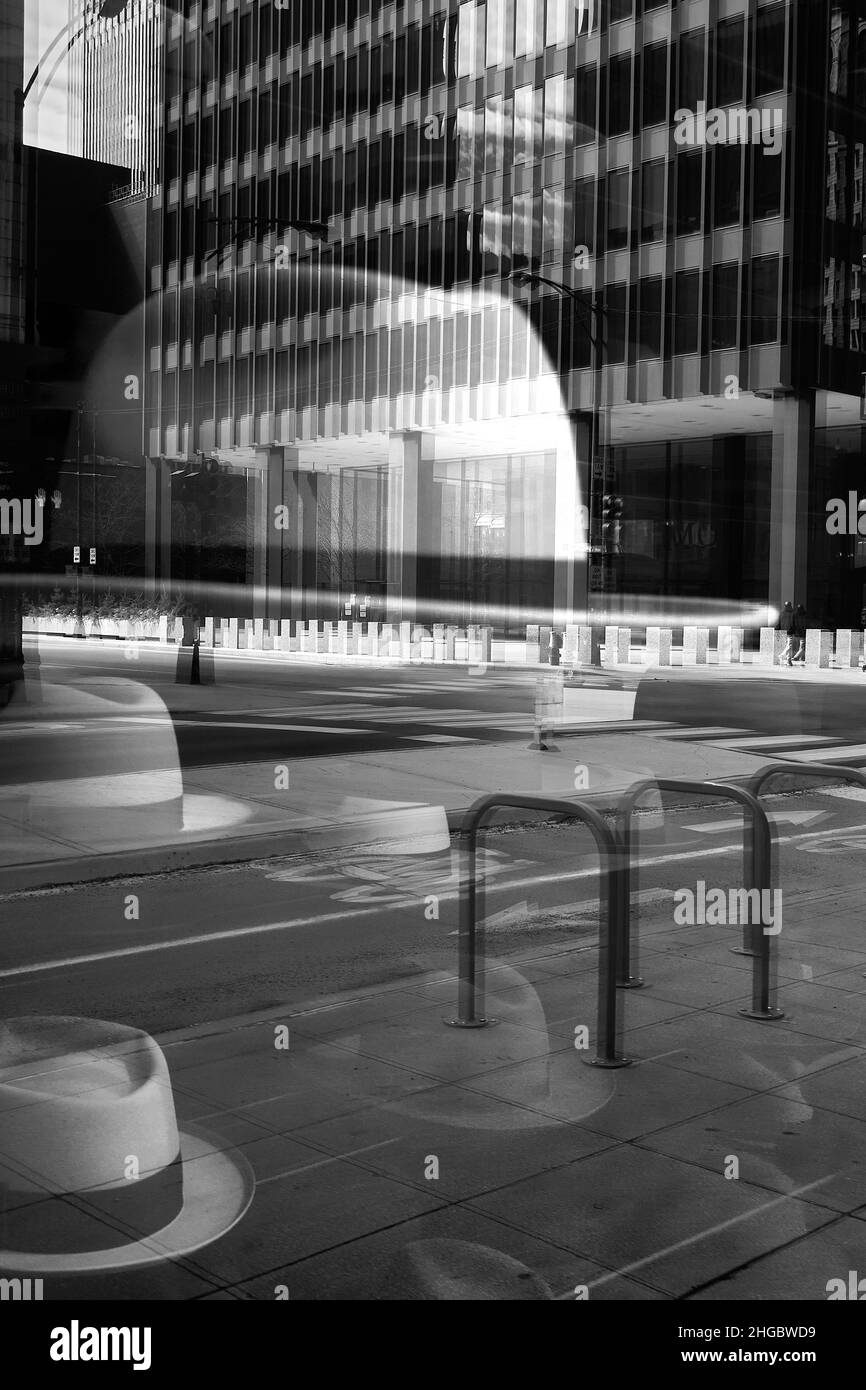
33 881 866 1300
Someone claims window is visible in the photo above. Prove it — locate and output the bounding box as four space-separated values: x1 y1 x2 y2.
714 17 744 107
711 263 739 349
605 284 628 364
674 271 700 354
544 76 565 156
754 5 785 97
679 30 705 111
677 151 703 235
713 144 742 228
515 0 538 57
750 256 779 344
605 169 630 251
513 86 534 164
642 44 667 127
753 145 782 219
485 95 504 171
638 278 663 359
608 55 632 136
545 0 567 48
640 161 666 242
542 187 564 262
574 66 597 143
573 178 595 255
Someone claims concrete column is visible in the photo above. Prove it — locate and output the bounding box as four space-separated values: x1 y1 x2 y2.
769 393 813 613
386 431 434 623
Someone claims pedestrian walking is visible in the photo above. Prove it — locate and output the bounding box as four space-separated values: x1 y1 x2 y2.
792 604 807 664
777 601 796 667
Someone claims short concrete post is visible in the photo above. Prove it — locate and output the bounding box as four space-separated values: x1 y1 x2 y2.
445 625 457 661
526 624 542 664
645 627 672 666
759 627 784 665
225 617 239 649
835 629 862 668
805 629 832 669
279 619 292 651
717 626 743 664
683 626 709 665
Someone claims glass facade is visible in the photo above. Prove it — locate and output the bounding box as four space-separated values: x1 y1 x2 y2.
123 0 866 629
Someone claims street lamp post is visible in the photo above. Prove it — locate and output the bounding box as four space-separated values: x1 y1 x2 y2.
510 269 611 666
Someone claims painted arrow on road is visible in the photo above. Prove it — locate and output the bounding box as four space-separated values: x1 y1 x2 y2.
681 810 827 834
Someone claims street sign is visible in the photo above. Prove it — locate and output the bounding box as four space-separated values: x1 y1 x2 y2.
73 546 80 563
89 548 96 565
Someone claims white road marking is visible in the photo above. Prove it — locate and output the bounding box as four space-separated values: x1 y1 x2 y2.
1 821 861 979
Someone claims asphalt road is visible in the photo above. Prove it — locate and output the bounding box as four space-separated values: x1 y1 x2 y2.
2 792 865 1037
2 637 631 784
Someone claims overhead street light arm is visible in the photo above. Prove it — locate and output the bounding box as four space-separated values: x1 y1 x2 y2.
509 269 607 353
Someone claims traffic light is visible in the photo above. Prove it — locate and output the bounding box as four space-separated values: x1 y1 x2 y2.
601 495 623 552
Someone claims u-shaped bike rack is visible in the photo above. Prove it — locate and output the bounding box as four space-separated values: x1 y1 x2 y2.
445 793 631 1068
615 778 780 1021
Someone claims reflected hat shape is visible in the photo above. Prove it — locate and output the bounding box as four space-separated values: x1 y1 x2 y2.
379 1238 555 1300
0 1016 254 1274
298 959 617 1132
0 677 253 848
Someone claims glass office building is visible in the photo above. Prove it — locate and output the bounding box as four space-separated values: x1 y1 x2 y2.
128 0 866 630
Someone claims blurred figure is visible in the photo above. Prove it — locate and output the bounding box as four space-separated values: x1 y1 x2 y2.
792 604 807 664
777 601 796 667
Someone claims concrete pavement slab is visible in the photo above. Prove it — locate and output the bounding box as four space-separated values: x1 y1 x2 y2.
459 1049 752 1138
641 1092 866 1213
772 1053 866 1122
291 1092 616 1202
715 980 866 1046
230 1205 670 1301
470 1145 835 1298
690 1216 866 1301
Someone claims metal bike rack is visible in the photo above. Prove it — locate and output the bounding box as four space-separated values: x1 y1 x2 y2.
616 778 780 1021
746 761 866 979
445 793 631 1068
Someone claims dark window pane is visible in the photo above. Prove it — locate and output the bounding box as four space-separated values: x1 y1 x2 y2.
714 17 744 106
674 270 699 353
609 55 632 135
755 5 785 96
606 283 628 364
753 147 782 218
638 277 663 358
750 256 779 343
711 263 739 349
640 160 666 242
679 30 705 110
642 43 668 126
573 178 595 254
609 0 632 21
575 66 597 143
713 144 741 228
677 150 703 235
605 168 630 250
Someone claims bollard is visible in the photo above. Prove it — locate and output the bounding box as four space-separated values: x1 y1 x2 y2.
759 627 784 666
253 618 265 650
445 625 457 661
804 629 832 669
645 627 672 666
835 630 862 668
605 626 630 664
526 624 542 664
562 624 579 667
433 623 446 662
717 625 743 664
682 626 709 665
